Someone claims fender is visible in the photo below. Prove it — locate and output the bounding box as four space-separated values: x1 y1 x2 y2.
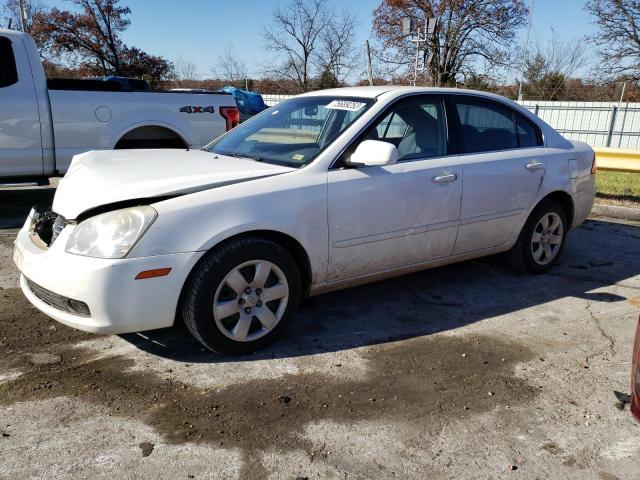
104 115 195 149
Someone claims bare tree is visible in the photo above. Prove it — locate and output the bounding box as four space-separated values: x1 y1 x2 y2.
262 0 358 92
262 0 325 92
521 31 588 100
372 0 529 86
585 0 640 79
173 57 198 87
215 43 248 86
315 9 361 86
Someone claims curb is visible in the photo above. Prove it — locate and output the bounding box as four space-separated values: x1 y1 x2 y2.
591 203 640 221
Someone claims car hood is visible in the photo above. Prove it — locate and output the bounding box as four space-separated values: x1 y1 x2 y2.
52 149 295 219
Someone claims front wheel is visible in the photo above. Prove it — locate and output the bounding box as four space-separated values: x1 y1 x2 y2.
506 200 568 274
181 237 301 354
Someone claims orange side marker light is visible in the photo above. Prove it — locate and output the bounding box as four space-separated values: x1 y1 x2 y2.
135 268 172 280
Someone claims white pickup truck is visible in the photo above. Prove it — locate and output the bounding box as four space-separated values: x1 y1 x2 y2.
0 29 239 182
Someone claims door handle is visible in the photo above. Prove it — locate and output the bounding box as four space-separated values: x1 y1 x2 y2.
526 161 545 171
432 173 458 183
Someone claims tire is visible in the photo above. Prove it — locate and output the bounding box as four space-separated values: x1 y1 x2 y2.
115 138 186 149
505 199 568 274
181 236 301 355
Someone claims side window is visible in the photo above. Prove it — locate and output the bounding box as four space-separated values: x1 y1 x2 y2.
372 112 409 142
0 37 18 88
364 98 446 161
515 114 542 147
455 99 518 153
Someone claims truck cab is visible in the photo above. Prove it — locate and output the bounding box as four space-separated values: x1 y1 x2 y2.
0 29 238 182
0 32 54 179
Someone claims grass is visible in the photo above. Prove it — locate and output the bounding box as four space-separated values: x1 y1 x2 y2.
595 170 640 205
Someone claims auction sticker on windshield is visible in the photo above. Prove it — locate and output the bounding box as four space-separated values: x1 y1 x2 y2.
325 100 367 111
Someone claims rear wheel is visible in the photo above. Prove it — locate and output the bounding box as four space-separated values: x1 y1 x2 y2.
506 200 568 274
181 237 301 355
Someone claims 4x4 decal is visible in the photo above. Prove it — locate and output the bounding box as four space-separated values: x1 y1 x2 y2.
179 106 215 114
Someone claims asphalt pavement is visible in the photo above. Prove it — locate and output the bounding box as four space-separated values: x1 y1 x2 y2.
0 187 639 479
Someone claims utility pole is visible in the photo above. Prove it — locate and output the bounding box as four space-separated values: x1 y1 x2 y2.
365 40 374 86
403 17 436 86
619 81 627 104
18 0 27 33
518 0 535 101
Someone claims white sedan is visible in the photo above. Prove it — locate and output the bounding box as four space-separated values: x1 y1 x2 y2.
13 86 596 354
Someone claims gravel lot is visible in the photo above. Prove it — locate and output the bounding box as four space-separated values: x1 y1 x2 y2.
0 189 639 479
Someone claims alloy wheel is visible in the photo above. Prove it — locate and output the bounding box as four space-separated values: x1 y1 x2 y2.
213 260 289 342
531 212 564 266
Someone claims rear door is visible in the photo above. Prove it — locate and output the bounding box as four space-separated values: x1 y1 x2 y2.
451 95 545 255
0 35 43 177
327 95 462 280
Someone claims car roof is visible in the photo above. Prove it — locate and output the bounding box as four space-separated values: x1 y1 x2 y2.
299 85 568 149
0 29 27 38
299 85 507 101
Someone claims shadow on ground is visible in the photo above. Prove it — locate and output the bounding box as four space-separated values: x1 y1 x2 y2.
121 218 639 363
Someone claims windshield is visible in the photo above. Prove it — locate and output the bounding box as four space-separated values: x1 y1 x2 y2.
206 96 375 167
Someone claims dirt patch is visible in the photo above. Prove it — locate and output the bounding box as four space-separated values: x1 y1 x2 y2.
139 441 155 457
0 288 92 367
0 288 540 478
0 235 15 249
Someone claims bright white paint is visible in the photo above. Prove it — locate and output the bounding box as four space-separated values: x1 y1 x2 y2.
0 30 235 178
54 149 295 219
14 85 596 335
349 140 398 166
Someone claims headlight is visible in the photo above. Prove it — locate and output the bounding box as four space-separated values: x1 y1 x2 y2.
65 206 157 259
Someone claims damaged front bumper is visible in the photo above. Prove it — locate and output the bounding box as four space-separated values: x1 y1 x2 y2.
13 209 203 334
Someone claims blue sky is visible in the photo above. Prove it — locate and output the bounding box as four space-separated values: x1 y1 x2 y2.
44 0 598 80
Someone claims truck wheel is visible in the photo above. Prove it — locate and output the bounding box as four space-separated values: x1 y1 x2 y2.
181 237 301 355
505 200 568 274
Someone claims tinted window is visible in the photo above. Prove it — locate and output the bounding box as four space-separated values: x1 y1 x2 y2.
515 114 541 147
0 37 18 88
456 99 518 153
364 97 446 161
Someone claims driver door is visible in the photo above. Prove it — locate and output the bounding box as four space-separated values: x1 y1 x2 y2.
327 96 462 281
0 35 43 177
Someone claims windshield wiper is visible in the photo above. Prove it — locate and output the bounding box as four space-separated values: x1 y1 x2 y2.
226 152 265 162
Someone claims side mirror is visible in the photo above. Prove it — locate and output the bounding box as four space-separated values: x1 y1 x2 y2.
347 140 398 167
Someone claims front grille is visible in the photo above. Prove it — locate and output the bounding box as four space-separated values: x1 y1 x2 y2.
25 277 91 317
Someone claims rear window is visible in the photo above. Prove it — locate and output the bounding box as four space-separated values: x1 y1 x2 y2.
515 114 542 147
456 99 518 153
0 36 18 88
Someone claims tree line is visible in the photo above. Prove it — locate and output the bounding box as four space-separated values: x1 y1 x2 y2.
2 0 640 101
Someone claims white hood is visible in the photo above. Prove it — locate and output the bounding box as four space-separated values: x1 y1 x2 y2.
52 149 295 219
